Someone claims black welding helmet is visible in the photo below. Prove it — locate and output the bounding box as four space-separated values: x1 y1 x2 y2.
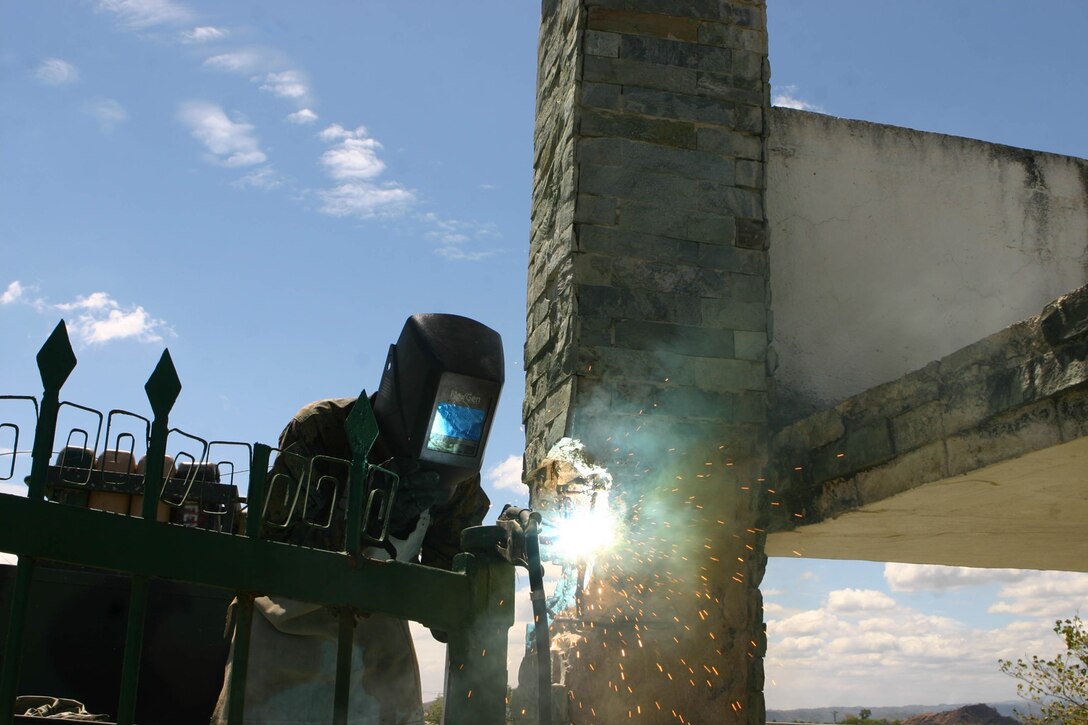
373 314 504 488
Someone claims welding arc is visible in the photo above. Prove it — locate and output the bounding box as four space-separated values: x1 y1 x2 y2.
523 515 551 725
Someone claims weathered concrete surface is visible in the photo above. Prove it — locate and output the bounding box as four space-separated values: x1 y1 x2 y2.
767 109 1088 424
523 0 771 722
766 285 1088 571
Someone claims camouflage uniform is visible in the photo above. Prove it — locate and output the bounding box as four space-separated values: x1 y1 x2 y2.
213 397 490 724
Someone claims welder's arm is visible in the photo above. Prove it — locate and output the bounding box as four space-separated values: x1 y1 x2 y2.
420 473 490 571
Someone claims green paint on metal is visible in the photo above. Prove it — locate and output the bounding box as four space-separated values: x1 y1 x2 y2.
35 320 76 393
144 350 181 419
344 391 379 461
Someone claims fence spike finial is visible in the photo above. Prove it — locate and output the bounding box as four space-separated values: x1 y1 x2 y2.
144 350 181 418
344 391 379 462
36 320 77 393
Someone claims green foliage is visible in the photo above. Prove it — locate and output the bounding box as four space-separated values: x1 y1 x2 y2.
999 615 1088 725
423 695 444 725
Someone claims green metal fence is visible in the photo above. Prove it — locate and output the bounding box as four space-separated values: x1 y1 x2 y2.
0 321 514 725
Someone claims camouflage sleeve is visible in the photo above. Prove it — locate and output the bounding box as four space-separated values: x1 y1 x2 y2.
260 405 352 550
420 474 491 571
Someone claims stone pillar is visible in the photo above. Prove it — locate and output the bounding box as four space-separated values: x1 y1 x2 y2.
524 1 771 723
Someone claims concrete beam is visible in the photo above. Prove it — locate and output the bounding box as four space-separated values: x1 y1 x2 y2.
767 285 1088 570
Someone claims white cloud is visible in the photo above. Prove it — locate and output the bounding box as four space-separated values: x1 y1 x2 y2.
321 138 386 180
762 575 1084 709
314 123 415 218
988 571 1088 618
771 84 824 113
1 281 25 305
260 70 310 102
485 454 525 493
423 214 500 261
56 291 170 345
180 25 227 43
33 58 79 86
317 183 415 219
286 109 318 125
84 98 128 132
233 166 287 191
97 0 193 29
318 123 363 142
202 49 266 74
826 588 896 613
885 563 1032 592
178 101 266 167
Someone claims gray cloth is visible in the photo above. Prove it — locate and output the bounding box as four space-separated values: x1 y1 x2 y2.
15 696 108 720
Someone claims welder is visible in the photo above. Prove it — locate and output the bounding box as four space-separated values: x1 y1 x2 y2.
211 313 504 724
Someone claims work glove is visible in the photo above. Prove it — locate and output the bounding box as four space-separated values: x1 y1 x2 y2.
378 458 451 538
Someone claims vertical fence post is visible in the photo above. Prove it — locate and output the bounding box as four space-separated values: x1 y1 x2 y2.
332 394 381 724
0 322 77 725
116 351 181 725
225 443 270 725
444 528 515 725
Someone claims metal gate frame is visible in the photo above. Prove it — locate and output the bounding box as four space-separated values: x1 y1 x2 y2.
0 321 514 725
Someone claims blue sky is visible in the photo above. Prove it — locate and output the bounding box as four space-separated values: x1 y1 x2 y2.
2 0 1086 710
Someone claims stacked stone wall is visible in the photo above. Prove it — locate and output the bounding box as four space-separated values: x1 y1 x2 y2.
523 1 772 722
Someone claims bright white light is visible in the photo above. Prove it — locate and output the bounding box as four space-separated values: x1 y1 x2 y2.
544 494 618 562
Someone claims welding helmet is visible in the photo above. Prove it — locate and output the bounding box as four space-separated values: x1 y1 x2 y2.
372 314 504 490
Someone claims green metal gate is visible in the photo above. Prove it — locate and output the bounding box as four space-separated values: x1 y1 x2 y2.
0 321 514 725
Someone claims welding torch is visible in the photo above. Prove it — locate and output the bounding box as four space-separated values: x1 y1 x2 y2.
494 504 551 725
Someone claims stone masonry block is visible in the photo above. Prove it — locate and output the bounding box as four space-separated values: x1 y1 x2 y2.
577 136 623 166
687 356 766 392
576 224 700 264
656 386 739 421
891 400 944 454
581 82 622 111
610 255 727 298
728 273 765 302
620 139 735 182
586 7 700 42
572 252 614 286
735 103 764 133
735 159 764 188
583 55 698 94
697 127 762 159
735 219 767 250
697 243 766 275
574 193 617 226
698 21 766 53
581 164 729 213
576 283 702 325
700 298 765 331
580 108 697 149
945 401 1061 477
695 72 764 105
620 86 735 126
734 330 766 361
585 29 621 57
732 49 763 78
1056 387 1088 441
577 314 614 346
618 199 734 245
619 33 699 68
853 441 948 508
615 319 735 358
722 187 764 219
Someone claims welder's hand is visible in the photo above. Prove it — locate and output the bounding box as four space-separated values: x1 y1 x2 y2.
381 458 450 538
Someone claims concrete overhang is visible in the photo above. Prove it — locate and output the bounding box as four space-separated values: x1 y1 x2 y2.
766 434 1088 572
767 285 1088 572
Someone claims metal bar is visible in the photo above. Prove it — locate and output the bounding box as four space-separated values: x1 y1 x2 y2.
116 575 151 725
247 444 270 538
0 493 473 632
0 322 75 724
333 609 356 725
443 550 515 725
226 594 255 725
